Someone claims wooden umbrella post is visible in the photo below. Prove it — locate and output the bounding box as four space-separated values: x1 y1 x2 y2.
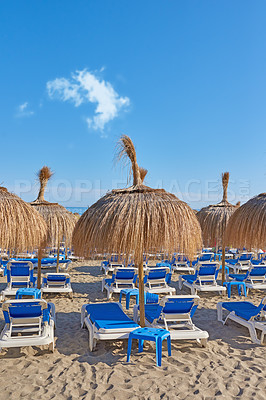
221 241 226 284
137 252 145 327
37 248 42 289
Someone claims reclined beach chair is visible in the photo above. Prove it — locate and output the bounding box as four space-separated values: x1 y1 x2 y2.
217 297 266 344
1 261 36 300
133 295 208 347
101 254 125 275
179 263 226 295
0 299 55 352
170 255 194 274
102 268 137 300
227 265 266 293
144 268 176 295
226 253 253 274
192 253 215 267
81 302 140 351
41 273 73 298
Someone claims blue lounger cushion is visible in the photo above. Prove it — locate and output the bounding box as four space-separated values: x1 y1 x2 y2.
221 301 265 320
85 303 139 330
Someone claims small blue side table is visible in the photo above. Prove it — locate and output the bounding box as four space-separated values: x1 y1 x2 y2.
127 327 171 367
15 288 42 299
119 289 139 309
223 281 247 298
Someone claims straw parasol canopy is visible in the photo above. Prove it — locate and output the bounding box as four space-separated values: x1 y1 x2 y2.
225 193 266 250
73 135 202 326
0 186 47 253
197 172 239 248
30 166 76 248
30 166 76 280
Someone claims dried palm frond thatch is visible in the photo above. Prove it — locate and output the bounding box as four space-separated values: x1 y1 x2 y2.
0 186 47 252
225 193 266 250
197 172 239 247
31 166 76 247
30 166 76 279
73 135 202 326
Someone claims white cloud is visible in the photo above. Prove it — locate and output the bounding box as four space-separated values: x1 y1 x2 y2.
46 69 130 133
16 102 34 118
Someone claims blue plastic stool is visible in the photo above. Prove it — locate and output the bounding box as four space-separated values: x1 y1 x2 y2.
127 327 171 367
15 288 42 299
223 281 247 298
119 290 159 309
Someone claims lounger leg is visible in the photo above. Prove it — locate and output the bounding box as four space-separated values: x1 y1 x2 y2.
127 337 133 362
248 323 260 344
217 303 223 322
178 276 183 290
138 339 144 353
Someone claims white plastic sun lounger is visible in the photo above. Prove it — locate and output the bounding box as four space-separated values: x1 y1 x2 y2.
1 261 36 300
81 302 140 351
41 273 73 298
217 297 266 345
133 295 208 347
0 299 55 352
179 263 226 295
144 268 176 295
102 268 137 300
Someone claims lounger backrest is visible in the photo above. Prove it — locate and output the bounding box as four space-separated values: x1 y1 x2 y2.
248 266 266 278
160 295 199 318
2 299 49 324
199 253 214 262
238 253 253 261
147 269 167 280
115 269 135 281
7 261 34 284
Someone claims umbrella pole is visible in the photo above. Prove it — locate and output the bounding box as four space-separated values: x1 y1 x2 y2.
37 248 42 289
138 257 145 327
221 241 225 284
56 238 60 273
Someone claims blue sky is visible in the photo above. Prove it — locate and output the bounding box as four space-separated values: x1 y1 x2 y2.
1 1 265 209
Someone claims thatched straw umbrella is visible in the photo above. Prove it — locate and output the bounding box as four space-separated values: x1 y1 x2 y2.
73 135 202 326
30 167 76 284
0 186 47 256
197 172 240 282
225 193 266 250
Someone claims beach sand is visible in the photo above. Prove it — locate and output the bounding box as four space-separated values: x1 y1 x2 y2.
0 261 265 400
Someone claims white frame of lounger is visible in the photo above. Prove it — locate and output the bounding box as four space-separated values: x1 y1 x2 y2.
81 302 139 351
226 260 251 274
179 263 226 295
41 273 73 298
133 295 208 347
1 261 35 301
0 299 55 352
217 299 266 345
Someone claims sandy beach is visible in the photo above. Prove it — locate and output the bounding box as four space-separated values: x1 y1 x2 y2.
0 261 265 400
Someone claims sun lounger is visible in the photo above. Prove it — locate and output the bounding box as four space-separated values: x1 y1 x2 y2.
170 255 194 274
0 299 55 352
227 265 266 293
81 302 140 351
179 263 226 295
41 273 73 298
226 253 253 274
1 261 36 300
102 268 137 300
144 268 176 295
133 295 208 346
217 297 266 344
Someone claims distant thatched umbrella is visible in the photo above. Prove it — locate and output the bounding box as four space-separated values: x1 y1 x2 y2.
30 166 76 284
73 135 202 326
225 193 266 250
0 186 47 254
197 172 239 282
